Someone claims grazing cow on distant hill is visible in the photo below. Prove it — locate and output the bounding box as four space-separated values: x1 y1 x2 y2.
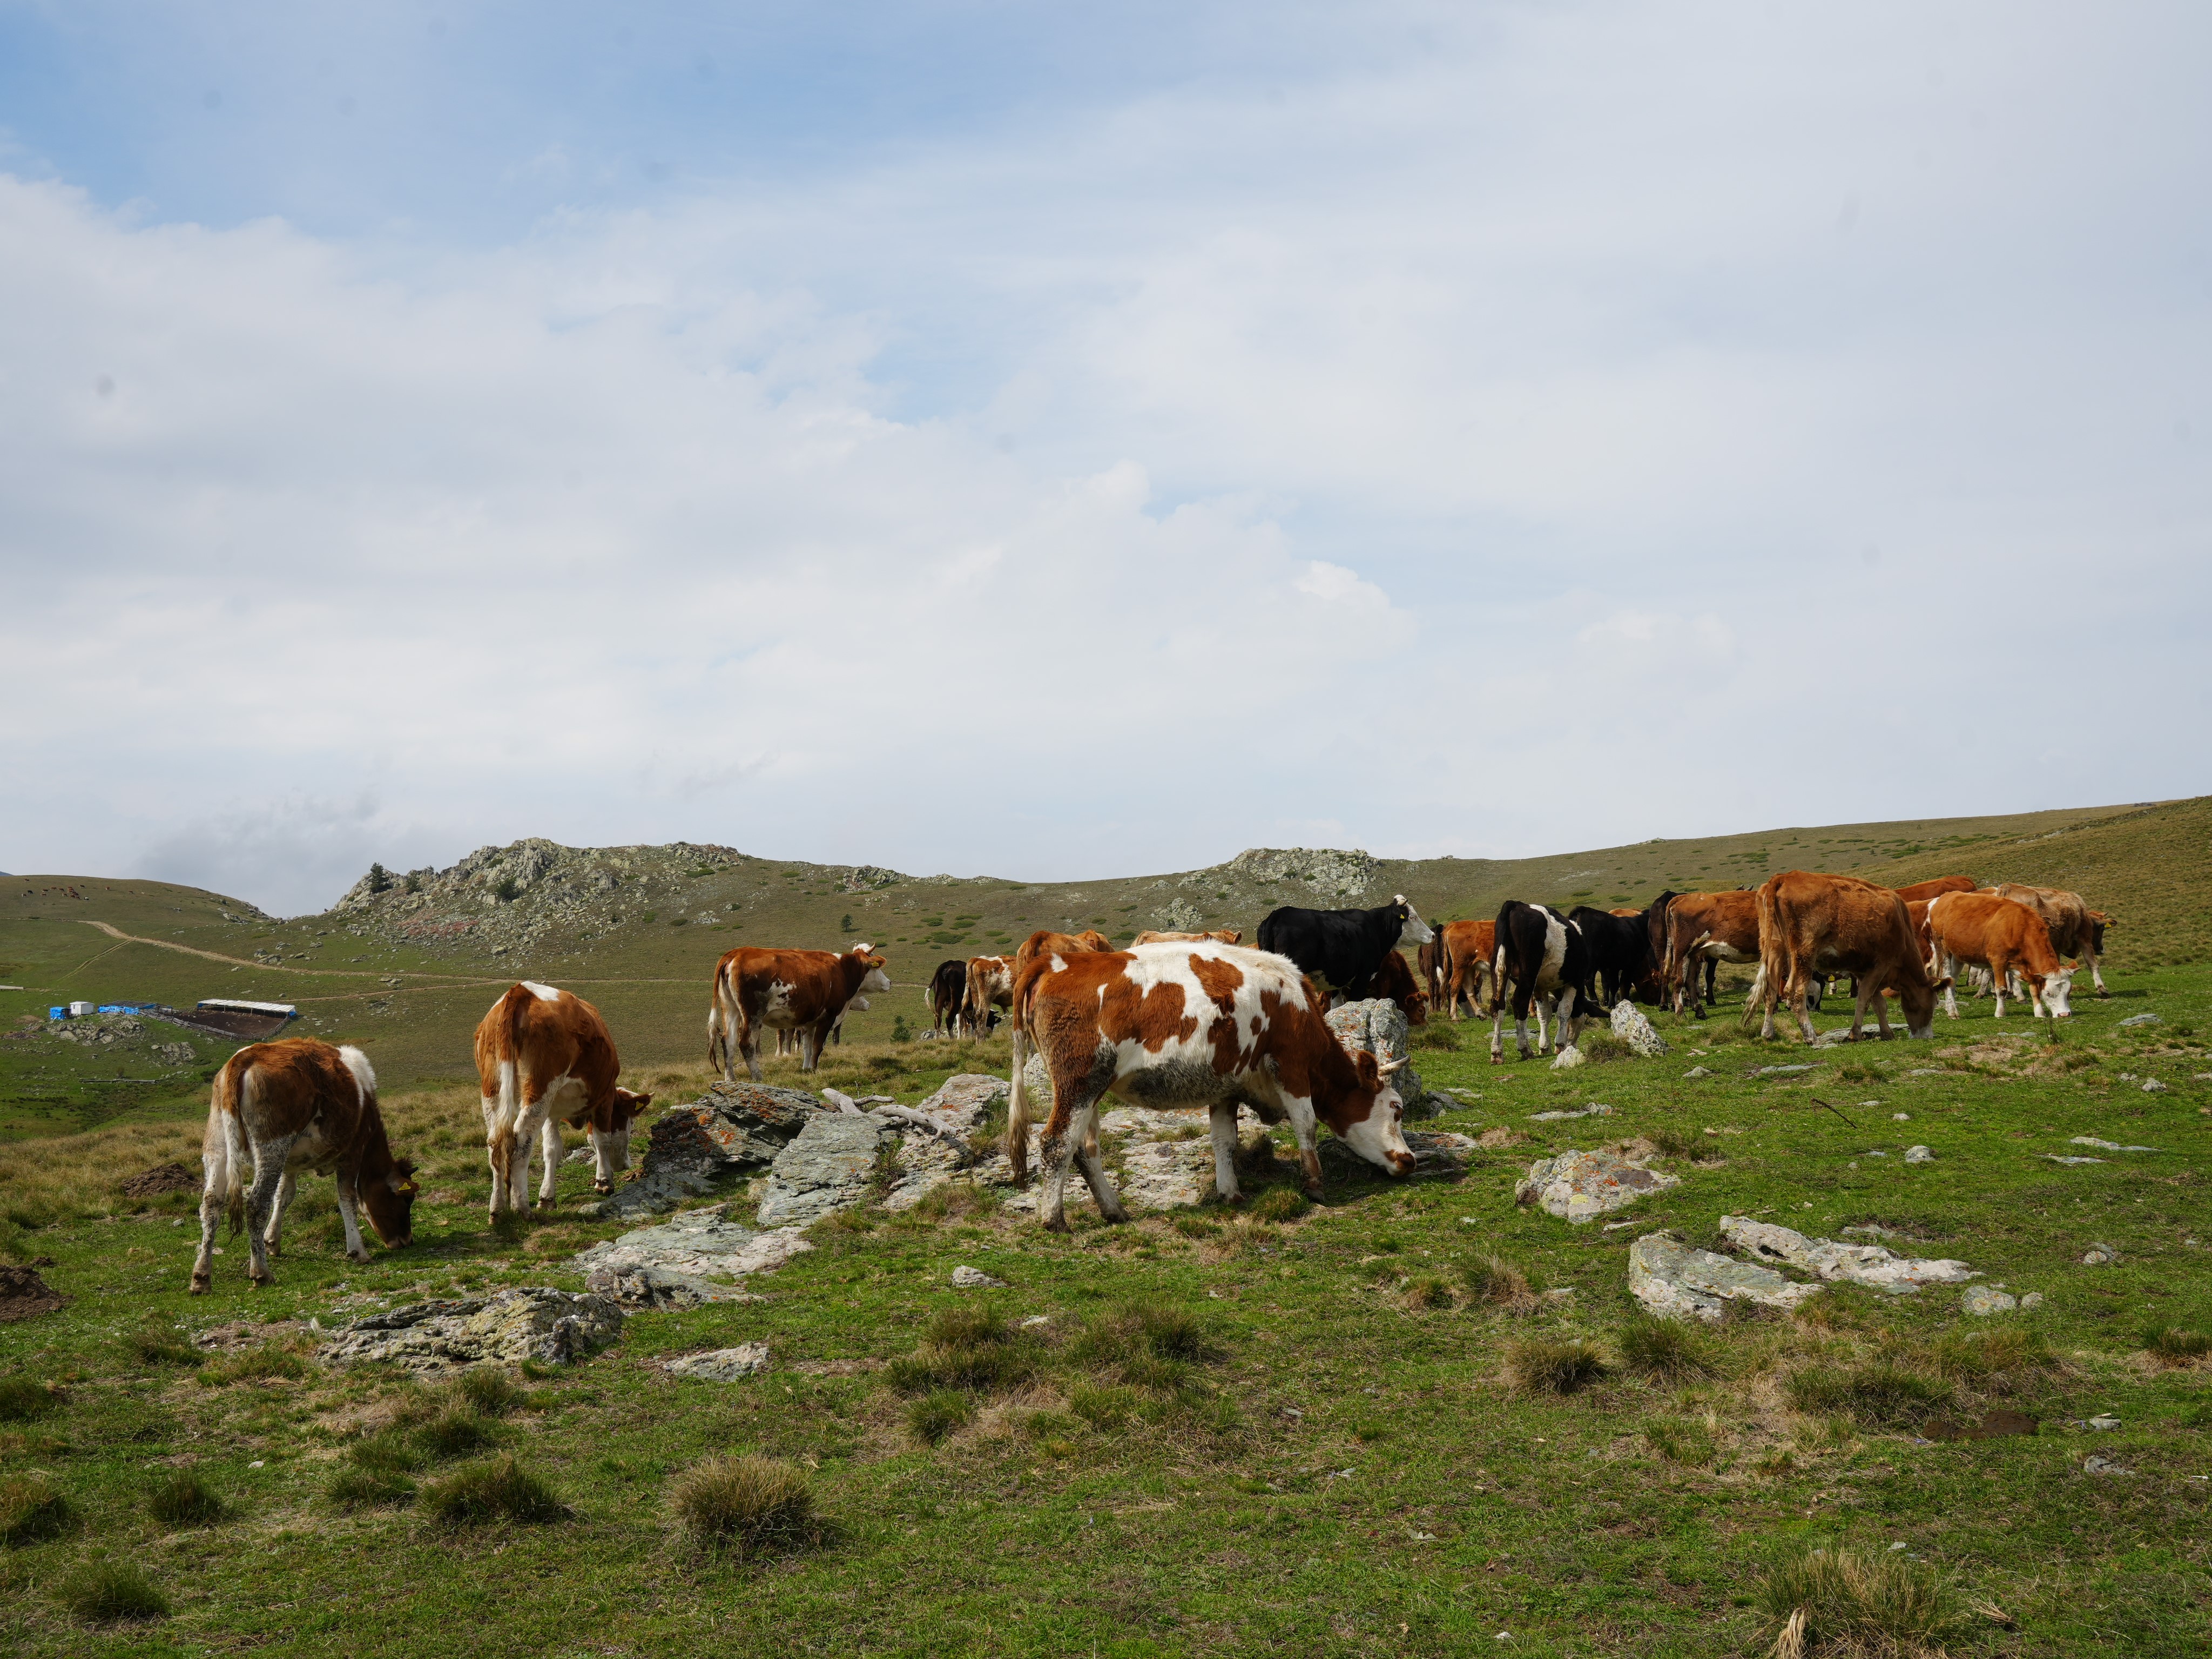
1491 902 1591 1062
1987 882 2110 996
1433 920 1496 1021
1750 872 1947 1042
192 1038 415 1292
1660 890 1761 1016
1928 892 2074 1020
1567 906 1658 1010
1341 948 1429 1024
710 945 891 1082
1257 896 1435 999
1891 875 1978 905
476 982 652 1215
1009 941 1415 1228
1130 928 1242 946
964 955 1014 1038
927 959 969 1038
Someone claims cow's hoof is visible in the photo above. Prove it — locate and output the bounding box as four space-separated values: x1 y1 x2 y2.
188 1274 211 1296
1041 1215 1070 1235
592 1179 613 1195
347 1247 372 1264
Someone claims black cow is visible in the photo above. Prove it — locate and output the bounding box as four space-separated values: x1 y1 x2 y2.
1566 906 1657 1010
926 959 968 1038
1491 901 1591 1063
1257 895 1435 994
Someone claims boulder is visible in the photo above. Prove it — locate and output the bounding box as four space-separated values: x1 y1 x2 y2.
1904 1145 1935 1164
1609 1002 1669 1058
1719 1216 1979 1294
2081 1243 2119 1265
912 1074 1009 1131
755 1114 885 1226
1628 1232 1822 1321
586 1081 829 1222
571 1206 812 1307
1960 1285 2018 1316
664 1343 772 1381
1326 998 1435 1117
2115 1013 2160 1028
1515 1150 1680 1223
320 1287 623 1372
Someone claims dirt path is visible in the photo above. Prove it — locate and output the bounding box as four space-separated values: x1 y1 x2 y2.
77 921 476 981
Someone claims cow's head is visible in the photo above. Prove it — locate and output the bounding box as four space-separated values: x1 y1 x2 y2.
1332 1050 1418 1176
362 1156 417 1249
1211 929 1243 945
1392 895 1435 947
2089 912 2110 953
1402 986 1430 1026
610 1087 654 1128
2036 967 2075 1019
1896 974 1950 1040
848 945 893 995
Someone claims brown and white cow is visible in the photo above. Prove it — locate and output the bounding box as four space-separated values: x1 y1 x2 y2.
1341 947 1430 1024
1750 872 1948 1042
1891 875 1978 905
1927 892 2074 1020
192 1038 415 1292
1433 919 1497 1021
711 945 891 1081
1130 928 1243 946
1008 941 1415 1229
1002 929 1119 1178
1987 882 2110 996
1661 890 1762 1016
476 982 652 1215
963 954 1015 1037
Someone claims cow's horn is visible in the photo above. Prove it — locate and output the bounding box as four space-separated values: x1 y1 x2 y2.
1375 1056 1407 1075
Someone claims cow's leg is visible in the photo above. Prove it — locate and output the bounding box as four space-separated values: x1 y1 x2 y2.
1489 989 1507 1063
1068 1102 1129 1224
1991 958 2008 1017
334 1169 371 1263
1533 991 1552 1056
1209 1103 1243 1203
537 1114 565 1206
1007 1021 1033 1182
262 1170 298 1257
191 1116 232 1294
1939 953 1961 1019
1557 986 1580 1050
739 1016 763 1083
1515 988 1535 1060
1280 1095 1326 1195
242 1136 294 1285
1791 973 1816 1043
2088 947 2107 996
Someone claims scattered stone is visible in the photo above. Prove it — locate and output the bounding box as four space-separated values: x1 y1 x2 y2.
1904 1145 1934 1164
119 1161 200 1198
0 1263 68 1323
320 1287 623 1372
1892 1112 1911 1122
1628 1232 1821 1321
1602 1001 1668 1058
1327 999 1435 1115
1515 1150 1679 1223
1549 1045 1587 1071
1720 1216 1979 1294
563 1147 592 1165
1682 1066 1714 1080
1905 1068 1946 1077
2020 1292 2045 1309
1923 1408 2035 1441
951 1265 1007 1289
571 1206 811 1307
1842 1224 1905 1240
2086 1414 2121 1431
2115 1013 2161 1028
2141 1080 2170 1094
2081 1244 2119 1265
1021 1314 1050 1327
663 1343 771 1381
1961 1285 2018 1316
2071 1137 2160 1152
2042 1155 2107 1166
1540 1287 1575 1303
1476 1127 1528 1150
756 1114 886 1227
586 1081 829 1220
2082 1455 2133 1476
1403 1129 1479 1170
1529 1103 1614 1122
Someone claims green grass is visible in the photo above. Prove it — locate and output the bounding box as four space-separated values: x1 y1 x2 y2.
1 1474 75 1546
53 1559 168 1624
0 1378 61 1421
419 1456 565 1528
145 1468 225 1528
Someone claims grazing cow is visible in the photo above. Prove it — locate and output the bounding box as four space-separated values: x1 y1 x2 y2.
475 982 652 1216
1009 941 1415 1229
1418 935 1444 1007
1003 929 1120 1177
1660 890 1761 1016
192 1038 415 1292
1491 902 1593 1062
1750 872 1948 1042
1567 906 1658 1010
1130 928 1242 946
964 954 1015 1037
1341 948 1429 1024
1927 892 2074 1020
926 959 969 1038
1987 882 2110 996
1257 896 1435 999
1892 875 1978 906
710 945 892 1082
1433 919 1498 1021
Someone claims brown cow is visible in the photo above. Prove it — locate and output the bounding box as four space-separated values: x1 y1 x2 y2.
1928 892 2074 1020
476 982 652 1215
1130 928 1242 946
1891 875 1978 905
1987 882 2110 996
191 1038 415 1292
1341 947 1430 1024
1433 919 1497 1021
1662 891 1761 1016
711 945 891 1082
1750 872 1947 1042
1003 929 1117 1178
1009 941 1415 1229
963 954 1015 1037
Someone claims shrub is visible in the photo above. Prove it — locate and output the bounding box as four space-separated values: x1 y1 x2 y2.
2143 1323 2212 1365
420 1456 565 1527
454 1368 527 1417
906 1390 974 1445
326 1465 416 1510
1785 1363 1950 1426
670 1455 818 1555
0 1378 61 1421
1460 1255 1535 1311
1759 1546 1958 1656
1505 1336 1609 1395
1642 1417 1717 1466
146 1469 225 1528
56 1559 168 1623
1617 1314 1711 1381
1249 1186 1311 1222
415 1410 497 1461
1 1474 75 1546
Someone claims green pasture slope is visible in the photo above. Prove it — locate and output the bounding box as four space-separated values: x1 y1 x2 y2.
2 800 2210 1654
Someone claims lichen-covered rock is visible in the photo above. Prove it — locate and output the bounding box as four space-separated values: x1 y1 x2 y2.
1961 1285 2018 1316
1628 1232 1822 1321
320 1287 623 1372
1515 1150 1680 1223
1904 1144 1935 1164
912 1074 1008 1131
755 1114 885 1226
1326 997 1434 1116
1719 1216 1978 1294
1609 1002 1669 1058
571 1205 811 1306
664 1343 771 1380
586 1081 829 1221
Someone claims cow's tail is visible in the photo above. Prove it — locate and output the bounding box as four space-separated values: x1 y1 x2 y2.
1750 882 1787 1030
1005 964 1044 1183
490 984 528 1165
211 1053 252 1235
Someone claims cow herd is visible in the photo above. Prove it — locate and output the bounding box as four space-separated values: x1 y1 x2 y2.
186 873 2112 1287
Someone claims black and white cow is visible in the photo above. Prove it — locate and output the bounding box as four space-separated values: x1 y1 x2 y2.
1257 894 1435 995
1491 901 1591 1062
1566 906 1657 1010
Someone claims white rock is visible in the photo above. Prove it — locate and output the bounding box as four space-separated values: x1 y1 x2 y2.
2020 1292 2045 1309
1628 1232 1822 1321
1528 1103 1613 1122
1960 1285 2017 1316
1719 1216 1979 1294
1515 1150 1679 1223
952 1265 1008 1289
2081 1244 2119 1265
1608 1001 1669 1058
2071 1137 2161 1152
2141 1079 2170 1094
1682 1067 1714 1080
1892 1112 1910 1121
2086 1414 2121 1431
1904 1145 1934 1164
1549 1044 1587 1071
664 1343 771 1381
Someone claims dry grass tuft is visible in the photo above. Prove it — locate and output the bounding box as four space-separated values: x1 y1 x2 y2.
1 1472 76 1545
1505 1335 1609 1394
669 1455 819 1554
1758 1546 1960 1656
56 1559 169 1624
1460 1254 1536 1312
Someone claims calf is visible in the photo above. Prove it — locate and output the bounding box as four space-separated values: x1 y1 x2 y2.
1257 895 1435 997
1433 919 1497 1020
926 959 969 1038
1927 892 2073 1020
192 1038 415 1292
1988 882 2110 995
1491 902 1591 1062
1751 872 1947 1042
1009 941 1415 1229
711 945 891 1081
476 982 652 1216
963 954 1015 1037
1567 905 1657 1010
1340 948 1429 1024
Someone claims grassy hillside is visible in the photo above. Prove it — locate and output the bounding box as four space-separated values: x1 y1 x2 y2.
4 796 2201 1138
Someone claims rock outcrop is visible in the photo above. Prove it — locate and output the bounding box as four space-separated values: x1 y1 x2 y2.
1718 1216 1979 1294
1325 998 1434 1117
1515 1149 1680 1222
571 1206 812 1306
756 1114 886 1226
1628 1232 1823 1321
586 1081 827 1222
319 1288 623 1372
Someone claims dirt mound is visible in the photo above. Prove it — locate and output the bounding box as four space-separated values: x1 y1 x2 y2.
120 1161 201 1197
0 1264 68 1322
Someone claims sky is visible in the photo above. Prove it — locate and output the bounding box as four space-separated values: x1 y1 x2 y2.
2 1 2207 916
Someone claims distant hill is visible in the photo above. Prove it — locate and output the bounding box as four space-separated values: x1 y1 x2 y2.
3 797 2203 1126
